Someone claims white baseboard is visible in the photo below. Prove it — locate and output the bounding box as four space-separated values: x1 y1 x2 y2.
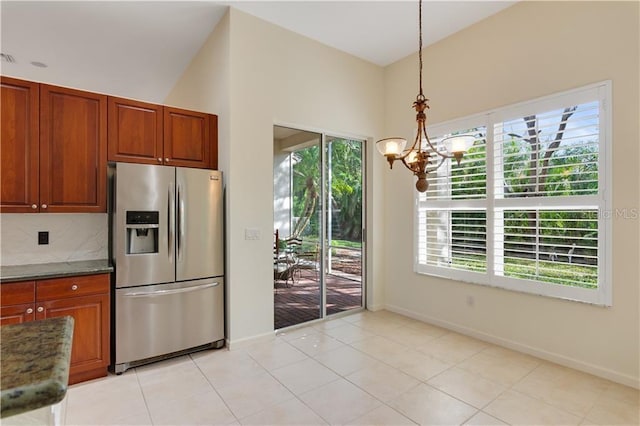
226 330 275 350
385 303 640 390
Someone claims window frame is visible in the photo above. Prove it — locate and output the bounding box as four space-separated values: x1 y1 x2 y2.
414 81 612 306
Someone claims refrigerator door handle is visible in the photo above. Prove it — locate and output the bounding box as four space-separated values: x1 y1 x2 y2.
168 182 175 263
122 282 220 298
177 184 185 262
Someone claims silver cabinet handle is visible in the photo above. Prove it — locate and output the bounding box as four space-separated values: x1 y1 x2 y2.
71 284 78 291
37 306 44 313
31 204 37 209
26 308 33 314
158 158 162 163
123 282 219 298
41 204 48 209
165 157 170 162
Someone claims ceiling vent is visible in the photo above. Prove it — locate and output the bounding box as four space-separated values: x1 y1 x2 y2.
1 53 16 63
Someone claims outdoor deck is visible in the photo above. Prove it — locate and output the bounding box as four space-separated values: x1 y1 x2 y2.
274 269 362 330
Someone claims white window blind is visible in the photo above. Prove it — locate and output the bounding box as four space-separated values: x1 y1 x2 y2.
415 82 611 305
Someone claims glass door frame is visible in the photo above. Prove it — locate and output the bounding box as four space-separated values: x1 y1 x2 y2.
274 123 367 327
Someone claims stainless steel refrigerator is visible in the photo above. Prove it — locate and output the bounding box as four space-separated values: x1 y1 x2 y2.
110 162 224 374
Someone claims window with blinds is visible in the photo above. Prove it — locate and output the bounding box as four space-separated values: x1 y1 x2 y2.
415 82 611 305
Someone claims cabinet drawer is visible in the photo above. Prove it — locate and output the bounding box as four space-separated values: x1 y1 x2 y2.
37 274 109 301
1 281 35 305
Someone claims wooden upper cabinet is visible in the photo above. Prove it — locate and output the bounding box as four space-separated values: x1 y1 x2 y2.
109 100 218 169
0 77 40 213
40 85 107 213
108 97 163 165
164 106 214 169
209 114 219 170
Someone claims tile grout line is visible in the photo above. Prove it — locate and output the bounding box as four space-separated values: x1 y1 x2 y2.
250 314 620 425
189 352 242 425
339 322 470 424
277 323 423 425
61 310 637 425
243 339 337 425
471 357 543 425
132 368 155 425
344 320 522 425
507 360 604 422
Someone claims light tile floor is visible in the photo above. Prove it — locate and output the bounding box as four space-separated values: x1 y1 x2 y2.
64 310 639 425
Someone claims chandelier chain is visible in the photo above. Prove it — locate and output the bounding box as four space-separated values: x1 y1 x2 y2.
375 0 472 192
418 0 423 98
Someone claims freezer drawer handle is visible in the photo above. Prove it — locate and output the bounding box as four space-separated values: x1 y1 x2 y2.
122 282 219 298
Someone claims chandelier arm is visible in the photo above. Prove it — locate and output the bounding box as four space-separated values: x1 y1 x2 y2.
425 155 448 174
399 156 417 172
393 132 422 163
421 123 454 160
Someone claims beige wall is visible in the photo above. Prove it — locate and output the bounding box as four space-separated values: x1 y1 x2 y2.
383 1 639 386
165 13 232 338
167 8 386 344
166 0 638 386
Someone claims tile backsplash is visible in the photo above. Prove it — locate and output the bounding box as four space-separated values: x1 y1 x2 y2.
0 213 108 266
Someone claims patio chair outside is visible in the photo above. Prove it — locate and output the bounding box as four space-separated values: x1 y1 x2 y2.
274 233 303 290
298 242 320 280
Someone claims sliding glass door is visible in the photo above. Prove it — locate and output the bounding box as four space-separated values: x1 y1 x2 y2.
273 126 365 329
324 136 364 317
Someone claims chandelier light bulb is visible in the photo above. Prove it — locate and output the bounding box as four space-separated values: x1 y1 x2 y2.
376 137 407 156
444 135 475 154
386 141 400 155
406 151 418 164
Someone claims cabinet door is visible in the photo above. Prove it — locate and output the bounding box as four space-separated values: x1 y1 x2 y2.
209 114 219 170
108 97 163 165
40 85 107 213
37 293 110 384
0 77 40 213
0 303 35 325
163 106 212 169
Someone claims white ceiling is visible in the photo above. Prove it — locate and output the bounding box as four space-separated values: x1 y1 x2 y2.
0 1 515 103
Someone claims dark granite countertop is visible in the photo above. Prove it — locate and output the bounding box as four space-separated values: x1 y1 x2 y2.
0 316 74 418
0 259 113 283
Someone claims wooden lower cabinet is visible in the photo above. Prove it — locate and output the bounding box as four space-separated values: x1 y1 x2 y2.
0 303 36 325
38 292 110 384
0 281 36 325
0 274 110 384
